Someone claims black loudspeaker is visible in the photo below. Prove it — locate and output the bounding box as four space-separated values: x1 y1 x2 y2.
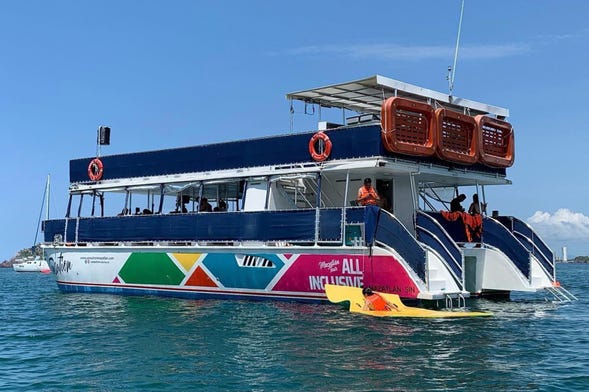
98 126 111 145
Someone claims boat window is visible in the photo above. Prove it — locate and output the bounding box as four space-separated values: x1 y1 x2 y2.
159 180 245 214
69 179 246 218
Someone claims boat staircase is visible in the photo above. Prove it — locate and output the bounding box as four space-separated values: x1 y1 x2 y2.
275 176 347 215
373 209 465 300
415 211 466 305
422 211 577 300
496 216 577 302
276 178 320 209
544 285 577 302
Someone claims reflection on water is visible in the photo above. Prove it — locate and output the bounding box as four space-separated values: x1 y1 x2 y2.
0 263 588 391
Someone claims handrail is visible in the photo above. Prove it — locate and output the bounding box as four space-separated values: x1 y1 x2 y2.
44 207 375 246
274 182 299 209
416 211 463 283
46 210 320 244
512 233 554 280
424 211 532 280
374 209 426 281
496 216 555 279
482 217 531 279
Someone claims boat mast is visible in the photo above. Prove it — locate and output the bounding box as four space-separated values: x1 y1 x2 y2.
46 174 50 221
33 174 50 249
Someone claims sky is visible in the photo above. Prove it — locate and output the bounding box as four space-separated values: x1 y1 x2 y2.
1 0 588 260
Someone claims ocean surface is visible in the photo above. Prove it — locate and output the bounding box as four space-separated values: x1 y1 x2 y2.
0 263 587 392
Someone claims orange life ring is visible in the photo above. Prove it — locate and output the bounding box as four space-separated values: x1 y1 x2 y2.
309 131 332 162
88 158 104 181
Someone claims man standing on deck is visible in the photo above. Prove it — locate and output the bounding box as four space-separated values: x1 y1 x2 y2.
357 178 380 206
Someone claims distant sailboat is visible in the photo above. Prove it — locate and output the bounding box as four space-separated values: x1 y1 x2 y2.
13 175 51 273
13 257 50 273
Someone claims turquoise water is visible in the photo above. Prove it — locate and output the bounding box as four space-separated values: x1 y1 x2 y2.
0 264 587 391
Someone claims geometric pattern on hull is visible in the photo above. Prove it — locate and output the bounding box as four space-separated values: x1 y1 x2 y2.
172 252 201 272
202 253 284 290
185 266 218 287
118 252 185 285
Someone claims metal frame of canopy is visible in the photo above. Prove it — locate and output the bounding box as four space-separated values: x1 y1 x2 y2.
286 74 509 118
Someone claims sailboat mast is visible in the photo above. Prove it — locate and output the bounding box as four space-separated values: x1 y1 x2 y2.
33 174 50 248
46 174 50 221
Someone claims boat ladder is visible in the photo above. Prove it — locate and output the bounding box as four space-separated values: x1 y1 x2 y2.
444 293 467 310
545 285 577 302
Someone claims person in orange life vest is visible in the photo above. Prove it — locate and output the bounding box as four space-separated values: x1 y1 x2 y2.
362 287 398 311
357 178 380 206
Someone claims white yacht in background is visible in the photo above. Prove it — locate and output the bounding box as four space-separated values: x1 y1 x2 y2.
13 257 50 273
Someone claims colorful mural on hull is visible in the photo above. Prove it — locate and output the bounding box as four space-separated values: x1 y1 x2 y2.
272 254 420 298
50 250 421 299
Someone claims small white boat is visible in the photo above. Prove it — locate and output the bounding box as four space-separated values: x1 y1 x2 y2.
13 257 50 273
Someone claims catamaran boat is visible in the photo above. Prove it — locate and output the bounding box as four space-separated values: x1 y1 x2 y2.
41 75 573 304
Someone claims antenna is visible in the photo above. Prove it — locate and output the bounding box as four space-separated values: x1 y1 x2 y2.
448 0 465 96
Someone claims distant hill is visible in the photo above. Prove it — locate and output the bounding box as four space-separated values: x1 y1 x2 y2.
0 245 43 268
572 256 589 263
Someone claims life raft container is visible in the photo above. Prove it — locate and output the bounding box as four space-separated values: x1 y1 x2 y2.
87 158 104 181
309 131 332 161
381 97 436 157
475 115 515 168
435 108 478 165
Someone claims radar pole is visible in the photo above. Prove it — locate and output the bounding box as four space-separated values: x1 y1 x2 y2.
448 0 465 97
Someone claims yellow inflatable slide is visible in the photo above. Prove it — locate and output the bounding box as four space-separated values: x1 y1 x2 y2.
324 284 492 318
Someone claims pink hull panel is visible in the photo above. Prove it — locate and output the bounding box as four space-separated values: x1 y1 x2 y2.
273 254 420 299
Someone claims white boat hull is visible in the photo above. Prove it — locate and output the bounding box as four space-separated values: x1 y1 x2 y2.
13 259 51 273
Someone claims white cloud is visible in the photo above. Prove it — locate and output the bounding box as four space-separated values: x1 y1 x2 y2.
281 43 529 61
527 208 589 242
535 28 589 44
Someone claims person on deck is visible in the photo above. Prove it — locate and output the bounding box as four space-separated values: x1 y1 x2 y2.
468 194 487 215
214 199 227 212
199 197 212 212
450 194 466 212
362 287 398 311
357 178 380 206
176 195 189 213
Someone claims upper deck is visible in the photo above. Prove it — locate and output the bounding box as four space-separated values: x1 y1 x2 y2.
69 75 512 193
69 124 507 192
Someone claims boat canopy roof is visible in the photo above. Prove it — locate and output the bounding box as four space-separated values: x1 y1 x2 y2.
286 75 509 118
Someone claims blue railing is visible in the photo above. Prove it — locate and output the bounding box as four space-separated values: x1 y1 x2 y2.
496 216 554 278
424 212 471 243
43 207 375 245
482 217 531 279
374 210 426 281
45 210 318 243
425 212 531 280
416 211 463 283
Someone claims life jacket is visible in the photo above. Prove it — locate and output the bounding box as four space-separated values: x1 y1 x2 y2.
358 186 379 206
441 211 483 242
365 293 389 311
